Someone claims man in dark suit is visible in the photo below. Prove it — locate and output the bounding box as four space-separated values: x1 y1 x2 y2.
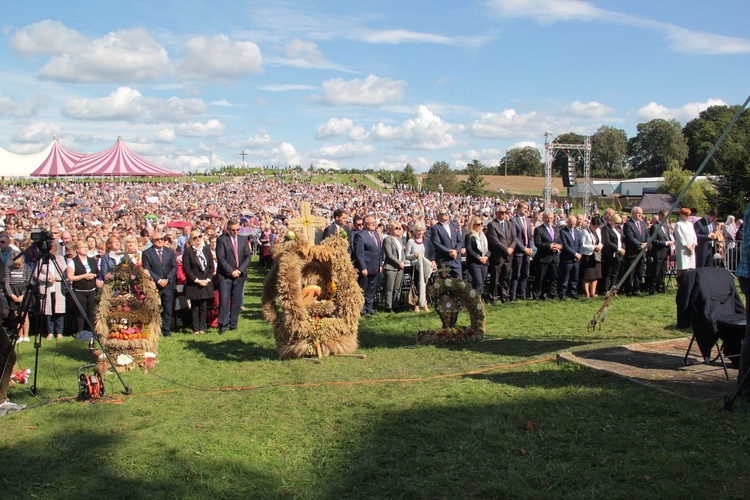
486 205 516 304
322 208 349 240
533 211 562 300
353 215 383 316
558 215 582 300
142 232 177 337
216 219 252 333
429 207 463 278
622 206 649 296
694 209 718 268
647 209 674 294
510 201 535 301
349 215 364 261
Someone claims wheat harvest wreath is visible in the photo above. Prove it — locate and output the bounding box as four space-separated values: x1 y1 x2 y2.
262 229 364 359
95 263 161 371
417 273 486 345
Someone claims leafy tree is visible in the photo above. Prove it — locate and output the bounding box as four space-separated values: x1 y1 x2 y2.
502 147 543 176
400 163 418 188
459 159 488 196
658 165 711 214
627 119 688 177
591 125 628 178
683 105 750 216
423 160 457 193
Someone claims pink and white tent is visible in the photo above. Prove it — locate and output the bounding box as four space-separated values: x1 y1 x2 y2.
67 136 182 177
30 136 84 177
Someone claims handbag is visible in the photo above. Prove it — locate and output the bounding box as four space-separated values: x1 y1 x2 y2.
407 268 419 306
407 283 419 306
593 251 602 262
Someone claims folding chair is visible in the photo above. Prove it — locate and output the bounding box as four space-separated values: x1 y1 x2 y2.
681 267 746 379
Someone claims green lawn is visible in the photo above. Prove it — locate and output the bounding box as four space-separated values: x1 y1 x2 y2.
2 269 749 499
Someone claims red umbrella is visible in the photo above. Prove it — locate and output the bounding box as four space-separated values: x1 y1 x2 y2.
166 220 193 229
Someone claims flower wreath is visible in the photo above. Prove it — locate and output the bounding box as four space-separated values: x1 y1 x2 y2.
95 262 161 371
417 271 486 345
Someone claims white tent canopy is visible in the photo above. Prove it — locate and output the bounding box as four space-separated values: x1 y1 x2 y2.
0 142 53 178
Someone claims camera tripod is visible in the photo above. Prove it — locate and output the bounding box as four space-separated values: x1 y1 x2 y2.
3 243 131 396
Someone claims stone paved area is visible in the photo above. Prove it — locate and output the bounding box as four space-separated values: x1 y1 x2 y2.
559 337 744 402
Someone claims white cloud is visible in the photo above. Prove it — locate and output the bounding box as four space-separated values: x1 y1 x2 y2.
316 117 369 141
312 158 340 170
175 119 225 137
636 98 726 123
484 0 750 55
484 0 605 22
362 29 487 47
370 105 458 150
321 74 406 106
376 155 431 172
62 87 208 123
9 19 86 55
469 108 545 139
260 84 318 92
247 131 272 146
178 35 263 81
314 142 374 158
316 117 352 138
567 100 614 119
662 26 750 55
272 142 304 167
152 129 176 143
10 121 61 144
0 93 44 118
12 22 170 83
270 39 352 71
63 87 146 121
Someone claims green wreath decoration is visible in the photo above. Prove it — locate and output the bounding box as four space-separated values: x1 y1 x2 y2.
417 271 486 345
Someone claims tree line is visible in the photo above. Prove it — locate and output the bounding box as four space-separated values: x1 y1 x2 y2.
383 104 749 217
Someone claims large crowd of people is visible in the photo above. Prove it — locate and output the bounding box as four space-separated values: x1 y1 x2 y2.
0 172 748 416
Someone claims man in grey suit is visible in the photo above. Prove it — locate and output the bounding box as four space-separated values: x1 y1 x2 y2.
486 205 516 304
510 201 535 301
382 222 406 312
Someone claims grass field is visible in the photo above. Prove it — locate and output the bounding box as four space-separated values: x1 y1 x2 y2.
2 267 749 499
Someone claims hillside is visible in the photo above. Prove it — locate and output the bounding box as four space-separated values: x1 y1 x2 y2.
454 175 564 196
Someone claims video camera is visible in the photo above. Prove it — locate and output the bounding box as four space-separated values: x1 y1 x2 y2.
29 228 54 254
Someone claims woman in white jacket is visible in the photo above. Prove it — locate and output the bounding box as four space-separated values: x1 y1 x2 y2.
674 207 697 276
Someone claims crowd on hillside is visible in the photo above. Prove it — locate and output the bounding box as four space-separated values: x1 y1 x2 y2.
0 174 745 334
1 174 750 416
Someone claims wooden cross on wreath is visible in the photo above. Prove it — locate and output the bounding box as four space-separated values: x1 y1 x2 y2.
287 202 327 243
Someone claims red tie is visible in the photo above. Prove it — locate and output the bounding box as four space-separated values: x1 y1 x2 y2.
157 249 162 263
232 237 239 267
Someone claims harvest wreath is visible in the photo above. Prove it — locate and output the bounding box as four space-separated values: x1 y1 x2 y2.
262 229 364 359
417 272 486 345
95 262 161 371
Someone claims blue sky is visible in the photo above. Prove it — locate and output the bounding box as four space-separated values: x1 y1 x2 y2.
0 0 748 173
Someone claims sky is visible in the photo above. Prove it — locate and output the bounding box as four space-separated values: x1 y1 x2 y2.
0 0 748 174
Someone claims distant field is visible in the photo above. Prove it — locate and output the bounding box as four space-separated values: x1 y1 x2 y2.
454 174 564 196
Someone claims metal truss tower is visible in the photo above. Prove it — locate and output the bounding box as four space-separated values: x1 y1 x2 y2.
543 133 593 214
